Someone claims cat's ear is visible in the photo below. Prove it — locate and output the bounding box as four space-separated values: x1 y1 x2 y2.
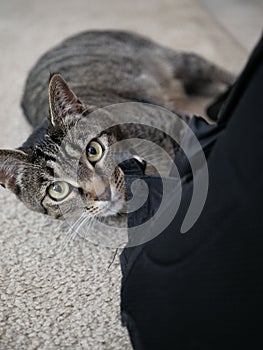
48 73 84 126
0 149 29 190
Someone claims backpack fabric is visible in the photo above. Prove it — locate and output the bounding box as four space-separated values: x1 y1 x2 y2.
120 35 263 349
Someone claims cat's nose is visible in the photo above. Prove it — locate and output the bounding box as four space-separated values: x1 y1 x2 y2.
90 175 111 201
81 173 112 201
95 185 111 201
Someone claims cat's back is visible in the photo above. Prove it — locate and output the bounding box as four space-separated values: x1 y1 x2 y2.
22 30 233 128
22 30 176 127
54 30 160 56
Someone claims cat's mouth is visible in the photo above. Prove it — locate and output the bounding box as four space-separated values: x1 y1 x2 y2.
85 189 125 218
99 191 125 217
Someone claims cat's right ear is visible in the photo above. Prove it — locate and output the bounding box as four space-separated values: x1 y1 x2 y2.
48 73 84 126
0 149 29 190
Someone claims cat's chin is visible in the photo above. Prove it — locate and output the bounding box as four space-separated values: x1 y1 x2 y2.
99 200 125 217
98 191 125 218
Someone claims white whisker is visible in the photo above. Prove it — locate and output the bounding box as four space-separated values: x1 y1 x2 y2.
59 213 86 251
82 215 97 239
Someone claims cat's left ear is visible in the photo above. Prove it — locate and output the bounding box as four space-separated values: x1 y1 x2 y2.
48 73 84 126
0 149 29 190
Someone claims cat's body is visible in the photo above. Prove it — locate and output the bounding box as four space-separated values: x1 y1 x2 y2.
0 30 234 222
22 30 233 128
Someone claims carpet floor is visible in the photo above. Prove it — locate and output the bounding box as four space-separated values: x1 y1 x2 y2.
0 0 261 349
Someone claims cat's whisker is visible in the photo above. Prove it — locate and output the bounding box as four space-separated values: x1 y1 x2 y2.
70 224 80 243
77 213 98 240
70 213 87 236
83 215 97 239
58 232 73 254
59 213 86 251
78 215 91 239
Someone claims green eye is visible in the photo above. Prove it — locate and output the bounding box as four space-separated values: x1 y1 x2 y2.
48 181 71 201
86 140 104 162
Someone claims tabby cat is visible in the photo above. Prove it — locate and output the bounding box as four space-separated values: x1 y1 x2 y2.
0 30 233 221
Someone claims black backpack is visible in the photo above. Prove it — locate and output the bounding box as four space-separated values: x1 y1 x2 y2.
120 35 263 350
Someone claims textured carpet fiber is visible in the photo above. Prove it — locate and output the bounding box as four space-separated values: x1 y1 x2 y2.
0 0 258 349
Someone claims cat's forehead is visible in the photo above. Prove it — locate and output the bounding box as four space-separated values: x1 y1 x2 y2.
49 113 107 141
34 128 110 179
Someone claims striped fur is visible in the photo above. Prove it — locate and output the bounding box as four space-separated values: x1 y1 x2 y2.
0 30 234 223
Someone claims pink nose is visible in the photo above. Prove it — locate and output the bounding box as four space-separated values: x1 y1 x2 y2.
95 185 111 201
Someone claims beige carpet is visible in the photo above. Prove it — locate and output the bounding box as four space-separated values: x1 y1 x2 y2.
0 0 260 349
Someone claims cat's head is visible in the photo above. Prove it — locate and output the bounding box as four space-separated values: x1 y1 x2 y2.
0 74 126 219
